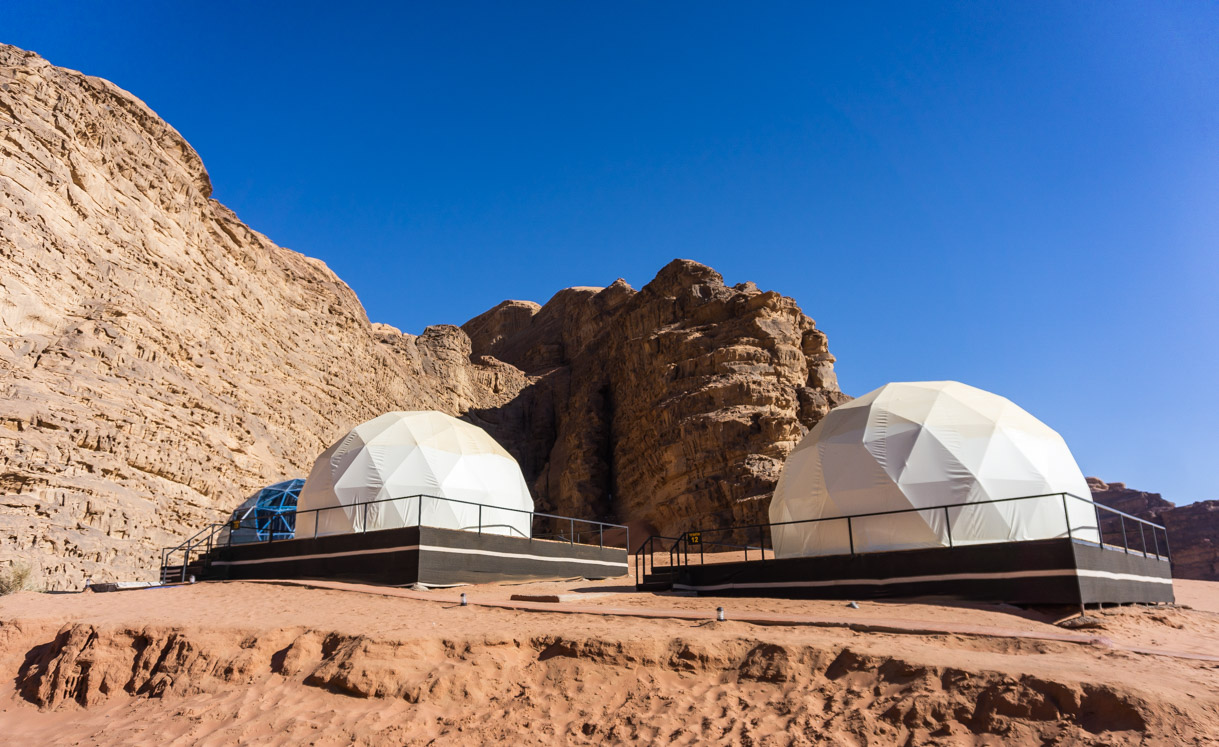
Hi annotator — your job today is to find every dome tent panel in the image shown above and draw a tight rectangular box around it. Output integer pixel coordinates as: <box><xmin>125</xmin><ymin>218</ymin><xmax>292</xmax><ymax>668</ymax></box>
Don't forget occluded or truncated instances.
<box><xmin>220</xmin><ymin>478</ymin><xmax>306</xmax><ymax>544</ymax></box>
<box><xmin>770</xmin><ymin>381</ymin><xmax>1099</xmax><ymax>558</ymax></box>
<box><xmin>296</xmin><ymin>411</ymin><xmax>534</xmax><ymax>539</ymax></box>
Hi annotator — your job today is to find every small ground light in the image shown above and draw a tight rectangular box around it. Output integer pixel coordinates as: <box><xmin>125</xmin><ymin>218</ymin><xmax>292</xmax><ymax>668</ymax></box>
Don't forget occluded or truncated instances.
<box><xmin>460</xmin><ymin>592</ymin><xmax>468</xmax><ymax>606</ymax></box>
<box><xmin>717</xmin><ymin>606</ymin><xmax>725</xmax><ymax>622</ymax></box>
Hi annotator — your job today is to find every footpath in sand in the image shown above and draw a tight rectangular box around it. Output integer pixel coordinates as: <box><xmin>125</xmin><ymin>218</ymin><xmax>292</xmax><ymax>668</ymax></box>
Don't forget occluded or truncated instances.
<box><xmin>1</xmin><ymin>574</ymin><xmax>1217</xmax><ymax>745</ymax></box>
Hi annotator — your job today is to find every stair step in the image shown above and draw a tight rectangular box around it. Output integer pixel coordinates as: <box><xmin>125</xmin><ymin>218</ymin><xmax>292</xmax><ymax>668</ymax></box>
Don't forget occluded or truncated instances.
<box><xmin>636</xmin><ymin>580</ymin><xmax>675</xmax><ymax>592</ymax></box>
<box><xmin>160</xmin><ymin>563</ymin><xmax>208</xmax><ymax>583</ymax></box>
<box><xmin>637</xmin><ymin>568</ymin><xmax>678</xmax><ymax>591</ymax></box>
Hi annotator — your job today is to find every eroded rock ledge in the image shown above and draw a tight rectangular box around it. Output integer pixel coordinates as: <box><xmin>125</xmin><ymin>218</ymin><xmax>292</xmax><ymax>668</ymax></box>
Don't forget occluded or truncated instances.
<box><xmin>2</xmin><ymin>620</ymin><xmax>1159</xmax><ymax>743</ymax></box>
<box><xmin>463</xmin><ymin>260</ymin><xmax>849</xmax><ymax>535</ymax></box>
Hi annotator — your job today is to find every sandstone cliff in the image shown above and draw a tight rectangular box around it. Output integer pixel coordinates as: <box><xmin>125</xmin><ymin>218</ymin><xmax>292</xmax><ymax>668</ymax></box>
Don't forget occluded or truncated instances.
<box><xmin>463</xmin><ymin>262</ymin><xmax>849</xmax><ymax>535</ymax></box>
<box><xmin>1088</xmin><ymin>478</ymin><xmax>1219</xmax><ymax>582</ymax></box>
<box><xmin>0</xmin><ymin>45</ymin><xmax>528</xmax><ymax>588</ymax></box>
<box><xmin>0</xmin><ymin>45</ymin><xmax>845</xmax><ymax>588</ymax></box>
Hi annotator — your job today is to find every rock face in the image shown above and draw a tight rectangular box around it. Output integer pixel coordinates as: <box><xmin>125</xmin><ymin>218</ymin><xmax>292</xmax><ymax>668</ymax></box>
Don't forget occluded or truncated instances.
<box><xmin>1088</xmin><ymin>478</ymin><xmax>1219</xmax><ymax>581</ymax></box>
<box><xmin>463</xmin><ymin>262</ymin><xmax>850</xmax><ymax>536</ymax></box>
<box><xmin>0</xmin><ymin>45</ymin><xmax>528</xmax><ymax>589</ymax></box>
<box><xmin>0</xmin><ymin>45</ymin><xmax>846</xmax><ymax>588</ymax></box>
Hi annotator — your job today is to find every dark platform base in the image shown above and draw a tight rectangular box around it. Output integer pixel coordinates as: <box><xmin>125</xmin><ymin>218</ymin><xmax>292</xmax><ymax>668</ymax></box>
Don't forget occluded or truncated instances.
<box><xmin>191</xmin><ymin>525</ymin><xmax>628</xmax><ymax>587</ymax></box>
<box><xmin>670</xmin><ymin>538</ymin><xmax>1173</xmax><ymax>606</ymax></box>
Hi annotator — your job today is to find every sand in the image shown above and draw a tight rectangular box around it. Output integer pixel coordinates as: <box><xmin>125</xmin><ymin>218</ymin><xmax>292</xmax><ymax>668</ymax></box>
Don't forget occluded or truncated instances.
<box><xmin>1</xmin><ymin>574</ymin><xmax>1217</xmax><ymax>745</ymax></box>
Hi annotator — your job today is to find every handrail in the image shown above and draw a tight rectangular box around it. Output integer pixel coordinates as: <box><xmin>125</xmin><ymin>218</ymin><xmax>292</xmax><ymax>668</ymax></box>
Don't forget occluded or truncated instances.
<box><xmin>286</xmin><ymin>492</ymin><xmax>629</xmax><ymax>534</ymax></box>
<box><xmin>159</xmin><ymin>521</ymin><xmax>228</xmax><ymax>583</ymax></box>
<box><xmin>160</xmin><ymin>493</ymin><xmax>630</xmax><ymax>579</ymax></box>
<box><xmin>632</xmin><ymin>535</ymin><xmax>681</xmax><ymax>581</ymax></box>
<box><xmin>165</xmin><ymin>521</ymin><xmax>226</xmax><ymax>555</ymax></box>
<box><xmin>755</xmin><ymin>491</ymin><xmax>1164</xmax><ymax>531</ymax></box>
<box><xmin>669</xmin><ymin>491</ymin><xmax>1170</xmax><ymax>569</ymax></box>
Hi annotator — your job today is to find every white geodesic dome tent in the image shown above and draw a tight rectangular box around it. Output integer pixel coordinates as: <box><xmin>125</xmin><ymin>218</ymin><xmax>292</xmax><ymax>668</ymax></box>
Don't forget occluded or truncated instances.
<box><xmin>295</xmin><ymin>411</ymin><xmax>534</xmax><ymax>538</ymax></box>
<box><xmin>769</xmin><ymin>381</ymin><xmax>1099</xmax><ymax>558</ymax></box>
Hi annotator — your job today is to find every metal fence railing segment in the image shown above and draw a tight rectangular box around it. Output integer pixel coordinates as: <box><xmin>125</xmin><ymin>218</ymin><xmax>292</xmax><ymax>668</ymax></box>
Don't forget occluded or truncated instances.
<box><xmin>160</xmin><ymin>494</ymin><xmax>630</xmax><ymax>582</ymax></box>
<box><xmin>633</xmin><ymin>491</ymin><xmax>1172</xmax><ymax>578</ymax></box>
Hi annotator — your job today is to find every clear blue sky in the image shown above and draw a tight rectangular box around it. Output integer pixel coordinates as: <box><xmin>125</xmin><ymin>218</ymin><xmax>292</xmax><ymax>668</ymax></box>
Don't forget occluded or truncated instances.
<box><xmin>8</xmin><ymin>3</ymin><xmax>1217</xmax><ymax>504</ymax></box>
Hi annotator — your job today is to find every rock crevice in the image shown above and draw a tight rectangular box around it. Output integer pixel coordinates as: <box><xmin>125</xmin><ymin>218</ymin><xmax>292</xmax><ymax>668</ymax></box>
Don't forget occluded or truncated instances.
<box><xmin>465</xmin><ymin>259</ymin><xmax>848</xmax><ymax>535</ymax></box>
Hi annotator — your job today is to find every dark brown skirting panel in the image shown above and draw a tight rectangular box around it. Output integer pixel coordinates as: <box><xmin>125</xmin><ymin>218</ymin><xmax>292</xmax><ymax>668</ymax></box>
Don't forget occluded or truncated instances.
<box><xmin>670</xmin><ymin>538</ymin><xmax>1174</xmax><ymax>605</ymax></box>
<box><xmin>1072</xmin><ymin>542</ymin><xmax>1173</xmax><ymax>605</ymax></box>
<box><xmin>200</xmin><ymin>525</ymin><xmax>628</xmax><ymax>586</ymax></box>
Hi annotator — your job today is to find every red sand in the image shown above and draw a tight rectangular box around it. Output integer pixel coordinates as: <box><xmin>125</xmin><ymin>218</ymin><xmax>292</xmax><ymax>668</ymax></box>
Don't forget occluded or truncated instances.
<box><xmin>1</xmin><ymin>575</ymin><xmax>1216</xmax><ymax>745</ymax></box>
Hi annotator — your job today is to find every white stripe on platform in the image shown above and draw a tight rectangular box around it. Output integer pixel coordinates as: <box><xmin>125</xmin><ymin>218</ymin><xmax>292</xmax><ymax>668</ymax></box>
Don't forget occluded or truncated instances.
<box><xmin>210</xmin><ymin>544</ymin><xmax>421</xmax><ymax>566</ymax></box>
<box><xmin>420</xmin><ymin>544</ymin><xmax>625</xmax><ymax>568</ymax></box>
<box><xmin>672</xmin><ymin>567</ymin><xmax>1172</xmax><ymax>593</ymax></box>
<box><xmin>210</xmin><ymin>543</ymin><xmax>625</xmax><ymax>569</ymax></box>
<box><xmin>1076</xmin><ymin>568</ymin><xmax>1174</xmax><ymax>584</ymax></box>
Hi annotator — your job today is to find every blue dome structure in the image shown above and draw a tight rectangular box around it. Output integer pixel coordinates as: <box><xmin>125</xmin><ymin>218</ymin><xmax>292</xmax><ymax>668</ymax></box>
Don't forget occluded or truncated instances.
<box><xmin>227</xmin><ymin>479</ymin><xmax>304</xmax><ymax>542</ymax></box>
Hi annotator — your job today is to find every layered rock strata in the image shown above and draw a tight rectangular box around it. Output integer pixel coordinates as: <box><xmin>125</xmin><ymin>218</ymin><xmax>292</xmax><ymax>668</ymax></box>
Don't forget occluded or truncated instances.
<box><xmin>0</xmin><ymin>45</ymin><xmax>527</xmax><ymax>588</ymax></box>
<box><xmin>0</xmin><ymin>45</ymin><xmax>846</xmax><ymax>588</ymax></box>
<box><xmin>463</xmin><ymin>262</ymin><xmax>849</xmax><ymax>536</ymax></box>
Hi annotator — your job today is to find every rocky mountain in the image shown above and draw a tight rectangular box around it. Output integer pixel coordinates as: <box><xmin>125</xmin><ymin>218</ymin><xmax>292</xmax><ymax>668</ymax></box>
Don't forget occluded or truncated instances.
<box><xmin>463</xmin><ymin>263</ymin><xmax>849</xmax><ymax>535</ymax></box>
<box><xmin>1088</xmin><ymin>478</ymin><xmax>1219</xmax><ymax>582</ymax></box>
<box><xmin>0</xmin><ymin>45</ymin><xmax>845</xmax><ymax>589</ymax></box>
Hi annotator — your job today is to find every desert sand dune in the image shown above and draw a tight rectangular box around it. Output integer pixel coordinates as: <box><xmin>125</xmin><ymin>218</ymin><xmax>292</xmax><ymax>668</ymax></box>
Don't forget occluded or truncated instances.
<box><xmin>1</xmin><ymin>576</ymin><xmax>1217</xmax><ymax>745</ymax></box>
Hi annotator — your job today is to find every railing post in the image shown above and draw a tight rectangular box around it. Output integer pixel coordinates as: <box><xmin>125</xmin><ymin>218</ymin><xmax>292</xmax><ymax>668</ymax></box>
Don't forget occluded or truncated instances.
<box><xmin>944</xmin><ymin>506</ymin><xmax>953</xmax><ymax>548</ymax></box>
<box><xmin>1062</xmin><ymin>494</ymin><xmax>1072</xmax><ymax>541</ymax></box>
<box><xmin>569</xmin><ymin>517</ymin><xmax>575</xmax><ymax>544</ymax></box>
<box><xmin>1094</xmin><ymin>504</ymin><xmax>1104</xmax><ymax>548</ymax></box>
<box><xmin>1161</xmin><ymin>527</ymin><xmax>1171</xmax><ymax>561</ymax></box>
<box><xmin>1138</xmin><ymin>521</ymin><xmax>1147</xmax><ymax>558</ymax></box>
<box><xmin>599</xmin><ymin>523</ymin><xmax>603</xmax><ymax>548</ymax></box>
<box><xmin>1120</xmin><ymin>515</ymin><xmax>1129</xmax><ymax>554</ymax></box>
<box><xmin>478</xmin><ymin>505</ymin><xmax>483</xmax><ymax>535</ymax></box>
<box><xmin>847</xmin><ymin>516</ymin><xmax>855</xmax><ymax>556</ymax></box>
<box><xmin>182</xmin><ymin>548</ymin><xmax>189</xmax><ymax>582</ymax></box>
<box><xmin>362</xmin><ymin>501</ymin><xmax>368</xmax><ymax>533</ymax></box>
<box><xmin>1152</xmin><ymin>524</ymin><xmax>1160</xmax><ymax>559</ymax></box>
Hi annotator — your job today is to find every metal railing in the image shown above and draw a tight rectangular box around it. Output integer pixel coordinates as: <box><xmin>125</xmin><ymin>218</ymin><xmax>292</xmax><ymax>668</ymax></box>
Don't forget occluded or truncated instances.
<box><xmin>633</xmin><ymin>535</ymin><xmax>683</xmax><ymax>581</ymax></box>
<box><xmin>289</xmin><ymin>494</ymin><xmax>627</xmax><ymax>549</ymax></box>
<box><xmin>159</xmin><ymin>521</ymin><xmax>228</xmax><ymax>584</ymax></box>
<box><xmin>635</xmin><ymin>492</ymin><xmax>1170</xmax><ymax>577</ymax></box>
<box><xmin>160</xmin><ymin>494</ymin><xmax>629</xmax><ymax>583</ymax></box>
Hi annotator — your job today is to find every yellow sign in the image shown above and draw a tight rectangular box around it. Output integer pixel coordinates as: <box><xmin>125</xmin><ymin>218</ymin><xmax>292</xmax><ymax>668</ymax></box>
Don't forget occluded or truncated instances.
<box><xmin>688</xmin><ymin>532</ymin><xmax>702</xmax><ymax>545</ymax></box>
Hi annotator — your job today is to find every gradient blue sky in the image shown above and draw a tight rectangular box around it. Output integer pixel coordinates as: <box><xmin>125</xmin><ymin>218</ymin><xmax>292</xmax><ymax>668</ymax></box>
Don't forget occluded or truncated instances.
<box><xmin>8</xmin><ymin>3</ymin><xmax>1218</xmax><ymax>503</ymax></box>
